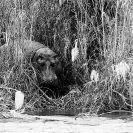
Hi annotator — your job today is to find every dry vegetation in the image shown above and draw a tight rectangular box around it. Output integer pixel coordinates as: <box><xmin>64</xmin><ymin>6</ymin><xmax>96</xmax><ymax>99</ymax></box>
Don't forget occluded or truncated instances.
<box><xmin>0</xmin><ymin>0</ymin><xmax>133</xmax><ymax>115</ymax></box>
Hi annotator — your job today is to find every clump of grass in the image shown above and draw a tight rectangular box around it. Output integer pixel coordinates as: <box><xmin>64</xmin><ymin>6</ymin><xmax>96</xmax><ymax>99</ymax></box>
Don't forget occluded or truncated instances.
<box><xmin>55</xmin><ymin>0</ymin><xmax>133</xmax><ymax>114</ymax></box>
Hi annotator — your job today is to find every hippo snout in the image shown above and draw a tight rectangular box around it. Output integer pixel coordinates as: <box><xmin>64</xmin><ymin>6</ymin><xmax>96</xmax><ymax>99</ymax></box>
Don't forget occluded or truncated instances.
<box><xmin>40</xmin><ymin>78</ymin><xmax>58</xmax><ymax>88</ymax></box>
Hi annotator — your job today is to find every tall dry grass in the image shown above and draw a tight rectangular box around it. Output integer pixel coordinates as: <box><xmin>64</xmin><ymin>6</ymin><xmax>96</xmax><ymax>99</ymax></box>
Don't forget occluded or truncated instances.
<box><xmin>0</xmin><ymin>0</ymin><xmax>133</xmax><ymax>115</ymax></box>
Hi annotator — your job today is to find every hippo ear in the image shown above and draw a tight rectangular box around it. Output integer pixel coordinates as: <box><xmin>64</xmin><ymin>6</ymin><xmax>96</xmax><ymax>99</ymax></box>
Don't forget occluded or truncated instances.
<box><xmin>55</xmin><ymin>56</ymin><xmax>61</xmax><ymax>65</ymax></box>
<box><xmin>50</xmin><ymin>52</ymin><xmax>57</xmax><ymax>58</ymax></box>
<box><xmin>35</xmin><ymin>48</ymin><xmax>57</xmax><ymax>57</ymax></box>
<box><xmin>30</xmin><ymin>52</ymin><xmax>38</xmax><ymax>63</ymax></box>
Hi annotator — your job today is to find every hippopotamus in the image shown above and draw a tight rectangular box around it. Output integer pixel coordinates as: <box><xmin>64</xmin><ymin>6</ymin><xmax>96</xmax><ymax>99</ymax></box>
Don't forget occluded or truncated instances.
<box><xmin>0</xmin><ymin>40</ymin><xmax>62</xmax><ymax>95</ymax></box>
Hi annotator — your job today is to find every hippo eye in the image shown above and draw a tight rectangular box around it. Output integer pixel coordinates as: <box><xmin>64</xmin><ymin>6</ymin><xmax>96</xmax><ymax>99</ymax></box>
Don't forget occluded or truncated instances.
<box><xmin>51</xmin><ymin>63</ymin><xmax>56</xmax><ymax>68</ymax></box>
<box><xmin>40</xmin><ymin>63</ymin><xmax>45</xmax><ymax>67</ymax></box>
<box><xmin>37</xmin><ymin>56</ymin><xmax>44</xmax><ymax>63</ymax></box>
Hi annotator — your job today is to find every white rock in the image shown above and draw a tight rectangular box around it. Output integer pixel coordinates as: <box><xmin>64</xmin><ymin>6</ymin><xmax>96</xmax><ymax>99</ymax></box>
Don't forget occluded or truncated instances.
<box><xmin>90</xmin><ymin>70</ymin><xmax>99</xmax><ymax>82</ymax></box>
<box><xmin>15</xmin><ymin>91</ymin><xmax>24</xmax><ymax>110</ymax></box>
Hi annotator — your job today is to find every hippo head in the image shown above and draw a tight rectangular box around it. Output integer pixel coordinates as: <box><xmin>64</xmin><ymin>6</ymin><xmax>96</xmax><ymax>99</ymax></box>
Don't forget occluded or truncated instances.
<box><xmin>31</xmin><ymin>47</ymin><xmax>62</xmax><ymax>88</ymax></box>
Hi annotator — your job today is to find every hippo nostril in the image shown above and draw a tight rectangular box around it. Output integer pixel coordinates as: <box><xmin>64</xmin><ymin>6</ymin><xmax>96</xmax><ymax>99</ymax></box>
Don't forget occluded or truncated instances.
<box><xmin>41</xmin><ymin>78</ymin><xmax>54</xmax><ymax>83</ymax></box>
<box><xmin>40</xmin><ymin>78</ymin><xmax>58</xmax><ymax>87</ymax></box>
<box><xmin>44</xmin><ymin>75</ymin><xmax>57</xmax><ymax>81</ymax></box>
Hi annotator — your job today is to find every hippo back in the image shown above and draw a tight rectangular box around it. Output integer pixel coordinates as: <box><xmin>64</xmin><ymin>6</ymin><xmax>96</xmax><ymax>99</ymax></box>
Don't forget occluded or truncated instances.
<box><xmin>22</xmin><ymin>40</ymin><xmax>46</xmax><ymax>55</ymax></box>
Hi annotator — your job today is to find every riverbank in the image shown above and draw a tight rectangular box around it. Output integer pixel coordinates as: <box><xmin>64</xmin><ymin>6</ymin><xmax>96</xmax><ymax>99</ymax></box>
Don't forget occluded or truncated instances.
<box><xmin>0</xmin><ymin>112</ymin><xmax>133</xmax><ymax>133</ymax></box>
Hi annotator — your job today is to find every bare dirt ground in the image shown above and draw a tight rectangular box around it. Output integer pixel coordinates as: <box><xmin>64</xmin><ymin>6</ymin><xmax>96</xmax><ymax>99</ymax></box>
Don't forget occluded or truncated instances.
<box><xmin>0</xmin><ymin>111</ymin><xmax>133</xmax><ymax>133</ymax></box>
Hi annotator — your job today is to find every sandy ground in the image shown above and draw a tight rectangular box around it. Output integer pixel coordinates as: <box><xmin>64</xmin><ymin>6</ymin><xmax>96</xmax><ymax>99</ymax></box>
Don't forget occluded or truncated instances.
<box><xmin>0</xmin><ymin>111</ymin><xmax>133</xmax><ymax>133</ymax></box>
